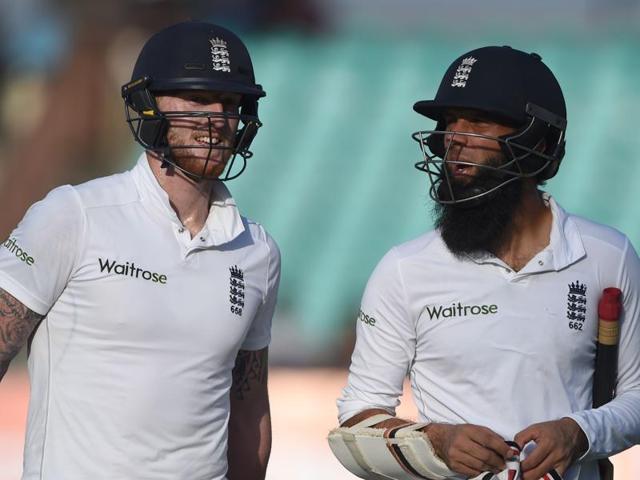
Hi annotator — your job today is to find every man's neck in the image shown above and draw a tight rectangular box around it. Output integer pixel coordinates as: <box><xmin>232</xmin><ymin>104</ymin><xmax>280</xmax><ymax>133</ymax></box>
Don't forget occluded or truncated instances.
<box><xmin>493</xmin><ymin>187</ymin><xmax>552</xmax><ymax>272</ymax></box>
<box><xmin>146</xmin><ymin>153</ymin><xmax>213</xmax><ymax>238</ymax></box>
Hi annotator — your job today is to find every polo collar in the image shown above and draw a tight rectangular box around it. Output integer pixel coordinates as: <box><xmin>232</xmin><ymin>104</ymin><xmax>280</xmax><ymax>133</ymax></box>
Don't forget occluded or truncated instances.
<box><xmin>545</xmin><ymin>193</ymin><xmax>585</xmax><ymax>271</ymax></box>
<box><xmin>464</xmin><ymin>192</ymin><xmax>585</xmax><ymax>272</ymax></box>
<box><xmin>130</xmin><ymin>153</ymin><xmax>245</xmax><ymax>247</ymax></box>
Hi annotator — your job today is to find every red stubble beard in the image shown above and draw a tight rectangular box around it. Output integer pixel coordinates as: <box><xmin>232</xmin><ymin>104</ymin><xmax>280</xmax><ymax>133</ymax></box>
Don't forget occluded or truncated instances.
<box><xmin>165</xmin><ymin>118</ymin><xmax>237</xmax><ymax>179</ymax></box>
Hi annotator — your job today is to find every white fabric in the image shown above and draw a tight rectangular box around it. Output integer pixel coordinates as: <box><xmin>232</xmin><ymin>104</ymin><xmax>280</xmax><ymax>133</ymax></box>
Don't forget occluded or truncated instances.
<box><xmin>0</xmin><ymin>154</ymin><xmax>281</xmax><ymax>480</ymax></box>
<box><xmin>338</xmin><ymin>194</ymin><xmax>640</xmax><ymax>480</ymax></box>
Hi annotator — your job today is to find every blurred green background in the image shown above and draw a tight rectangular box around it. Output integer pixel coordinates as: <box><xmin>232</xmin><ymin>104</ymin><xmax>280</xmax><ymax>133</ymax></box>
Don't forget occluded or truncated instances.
<box><xmin>1</xmin><ymin>0</ymin><xmax>639</xmax><ymax>365</ymax></box>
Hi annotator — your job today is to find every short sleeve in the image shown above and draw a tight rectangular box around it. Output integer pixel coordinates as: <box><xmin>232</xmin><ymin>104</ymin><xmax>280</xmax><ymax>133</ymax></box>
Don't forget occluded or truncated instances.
<box><xmin>337</xmin><ymin>248</ymin><xmax>416</xmax><ymax>424</ymax></box>
<box><xmin>240</xmin><ymin>232</ymin><xmax>281</xmax><ymax>351</ymax></box>
<box><xmin>0</xmin><ymin>186</ymin><xmax>84</xmax><ymax>315</ymax></box>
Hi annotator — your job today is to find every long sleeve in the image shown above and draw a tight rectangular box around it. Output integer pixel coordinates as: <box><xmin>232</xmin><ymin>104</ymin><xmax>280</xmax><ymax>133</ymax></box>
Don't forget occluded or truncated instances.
<box><xmin>337</xmin><ymin>248</ymin><xmax>416</xmax><ymax>425</ymax></box>
<box><xmin>568</xmin><ymin>238</ymin><xmax>640</xmax><ymax>460</ymax></box>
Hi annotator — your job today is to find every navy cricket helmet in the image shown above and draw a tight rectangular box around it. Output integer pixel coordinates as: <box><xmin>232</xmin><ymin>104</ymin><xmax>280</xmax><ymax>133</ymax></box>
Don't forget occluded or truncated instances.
<box><xmin>121</xmin><ymin>21</ymin><xmax>266</xmax><ymax>181</ymax></box>
<box><xmin>412</xmin><ymin>46</ymin><xmax>567</xmax><ymax>205</ymax></box>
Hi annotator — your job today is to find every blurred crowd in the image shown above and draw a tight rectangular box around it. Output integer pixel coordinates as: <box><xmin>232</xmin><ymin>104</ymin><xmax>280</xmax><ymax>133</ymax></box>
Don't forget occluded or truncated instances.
<box><xmin>0</xmin><ymin>0</ymin><xmax>325</xmax><ymax>238</ymax></box>
<box><xmin>1</xmin><ymin>0</ymin><xmax>639</xmax><ymax>365</ymax></box>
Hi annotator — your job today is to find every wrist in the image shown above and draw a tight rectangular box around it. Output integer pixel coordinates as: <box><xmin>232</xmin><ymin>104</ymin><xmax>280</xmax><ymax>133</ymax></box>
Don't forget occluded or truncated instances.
<box><xmin>561</xmin><ymin>417</ymin><xmax>588</xmax><ymax>458</ymax></box>
<box><xmin>421</xmin><ymin>423</ymin><xmax>448</xmax><ymax>459</ymax></box>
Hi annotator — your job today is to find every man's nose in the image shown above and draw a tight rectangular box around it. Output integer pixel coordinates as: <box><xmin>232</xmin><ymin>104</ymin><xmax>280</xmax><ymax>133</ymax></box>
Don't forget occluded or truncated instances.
<box><xmin>444</xmin><ymin>120</ymin><xmax>471</xmax><ymax>150</ymax></box>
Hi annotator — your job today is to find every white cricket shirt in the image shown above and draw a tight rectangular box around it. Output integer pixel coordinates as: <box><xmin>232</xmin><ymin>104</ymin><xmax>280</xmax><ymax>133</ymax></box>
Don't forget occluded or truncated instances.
<box><xmin>338</xmin><ymin>194</ymin><xmax>640</xmax><ymax>480</ymax></box>
<box><xmin>0</xmin><ymin>154</ymin><xmax>280</xmax><ymax>480</ymax></box>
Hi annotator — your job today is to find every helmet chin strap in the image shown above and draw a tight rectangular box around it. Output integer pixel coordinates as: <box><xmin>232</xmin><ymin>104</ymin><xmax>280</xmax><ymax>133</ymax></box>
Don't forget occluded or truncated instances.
<box><xmin>160</xmin><ymin>155</ymin><xmax>172</xmax><ymax>170</ymax></box>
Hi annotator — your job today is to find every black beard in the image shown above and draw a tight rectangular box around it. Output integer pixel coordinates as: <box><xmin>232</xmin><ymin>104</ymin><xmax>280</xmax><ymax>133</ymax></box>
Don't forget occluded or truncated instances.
<box><xmin>433</xmin><ymin>166</ymin><xmax>525</xmax><ymax>258</ymax></box>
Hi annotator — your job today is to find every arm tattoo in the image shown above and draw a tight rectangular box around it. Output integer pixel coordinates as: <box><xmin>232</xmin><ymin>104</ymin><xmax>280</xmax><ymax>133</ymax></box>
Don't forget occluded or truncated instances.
<box><xmin>231</xmin><ymin>348</ymin><xmax>268</xmax><ymax>400</ymax></box>
<box><xmin>0</xmin><ymin>288</ymin><xmax>43</xmax><ymax>378</ymax></box>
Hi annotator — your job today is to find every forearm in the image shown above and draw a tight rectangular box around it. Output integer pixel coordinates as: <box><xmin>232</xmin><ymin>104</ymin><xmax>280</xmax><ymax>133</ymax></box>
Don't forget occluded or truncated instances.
<box><xmin>341</xmin><ymin>408</ymin><xmax>414</xmax><ymax>428</ymax></box>
<box><xmin>0</xmin><ymin>288</ymin><xmax>43</xmax><ymax>382</ymax></box>
<box><xmin>333</xmin><ymin>411</ymin><xmax>510</xmax><ymax>479</ymax></box>
<box><xmin>227</xmin><ymin>347</ymin><xmax>270</xmax><ymax>480</ymax></box>
<box><xmin>227</xmin><ymin>404</ymin><xmax>271</xmax><ymax>480</ymax></box>
<box><xmin>0</xmin><ymin>337</ymin><xmax>23</xmax><ymax>376</ymax></box>
<box><xmin>343</xmin><ymin>412</ymin><xmax>454</xmax><ymax>440</ymax></box>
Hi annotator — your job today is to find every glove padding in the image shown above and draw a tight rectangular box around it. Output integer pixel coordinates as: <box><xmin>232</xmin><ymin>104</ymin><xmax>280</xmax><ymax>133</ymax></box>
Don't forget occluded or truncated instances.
<box><xmin>328</xmin><ymin>416</ymin><xmax>563</xmax><ymax>480</ymax></box>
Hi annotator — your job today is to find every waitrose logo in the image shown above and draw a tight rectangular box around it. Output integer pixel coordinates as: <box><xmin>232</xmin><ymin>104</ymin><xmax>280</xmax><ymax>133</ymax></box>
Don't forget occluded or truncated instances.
<box><xmin>424</xmin><ymin>302</ymin><xmax>498</xmax><ymax>320</ymax></box>
<box><xmin>3</xmin><ymin>238</ymin><xmax>35</xmax><ymax>266</ymax></box>
<box><xmin>98</xmin><ymin>258</ymin><xmax>167</xmax><ymax>284</ymax></box>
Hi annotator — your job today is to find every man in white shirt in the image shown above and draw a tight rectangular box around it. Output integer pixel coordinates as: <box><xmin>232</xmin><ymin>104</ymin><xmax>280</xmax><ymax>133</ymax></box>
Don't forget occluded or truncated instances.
<box><xmin>0</xmin><ymin>21</ymin><xmax>280</xmax><ymax>480</ymax></box>
<box><xmin>335</xmin><ymin>46</ymin><xmax>640</xmax><ymax>480</ymax></box>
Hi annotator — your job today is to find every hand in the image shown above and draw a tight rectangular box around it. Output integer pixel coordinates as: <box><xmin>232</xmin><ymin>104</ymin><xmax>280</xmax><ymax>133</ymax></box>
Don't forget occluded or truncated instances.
<box><xmin>514</xmin><ymin>417</ymin><xmax>588</xmax><ymax>480</ymax></box>
<box><xmin>423</xmin><ymin>423</ymin><xmax>511</xmax><ymax>477</ymax></box>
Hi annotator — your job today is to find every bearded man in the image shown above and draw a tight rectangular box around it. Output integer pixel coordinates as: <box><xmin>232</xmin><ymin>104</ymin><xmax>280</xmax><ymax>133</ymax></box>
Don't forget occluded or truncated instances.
<box><xmin>330</xmin><ymin>46</ymin><xmax>640</xmax><ymax>480</ymax></box>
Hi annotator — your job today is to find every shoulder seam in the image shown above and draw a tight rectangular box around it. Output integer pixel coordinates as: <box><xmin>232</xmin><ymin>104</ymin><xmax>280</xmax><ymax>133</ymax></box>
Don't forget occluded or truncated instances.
<box><xmin>66</xmin><ymin>186</ymin><xmax>89</xmax><ymax>280</ymax></box>
<box><xmin>75</xmin><ymin>172</ymin><xmax>142</xmax><ymax>211</ymax></box>
<box><xmin>616</xmin><ymin>237</ymin><xmax>630</xmax><ymax>287</ymax></box>
<box><xmin>389</xmin><ymin>247</ymin><xmax>414</xmax><ymax>333</ymax></box>
<box><xmin>83</xmin><ymin>199</ymin><xmax>141</xmax><ymax>210</ymax></box>
<box><xmin>569</xmin><ymin>215</ymin><xmax>625</xmax><ymax>249</ymax></box>
<box><xmin>260</xmin><ymin>224</ymin><xmax>270</xmax><ymax>304</ymax></box>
